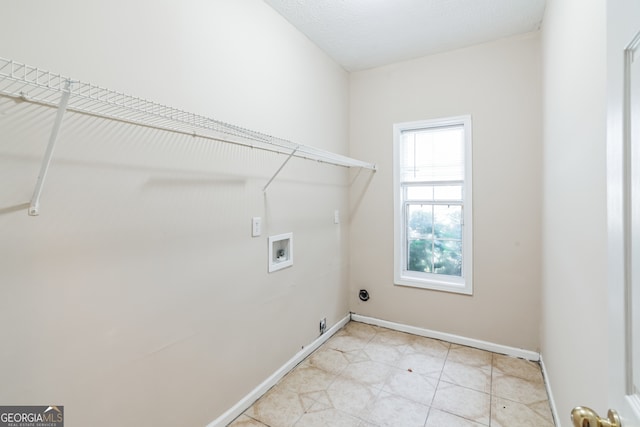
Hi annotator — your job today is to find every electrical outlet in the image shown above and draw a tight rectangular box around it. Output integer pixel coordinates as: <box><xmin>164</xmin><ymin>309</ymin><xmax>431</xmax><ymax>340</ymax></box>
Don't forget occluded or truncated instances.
<box><xmin>319</xmin><ymin>317</ymin><xmax>327</xmax><ymax>335</ymax></box>
<box><xmin>252</xmin><ymin>217</ymin><xmax>261</xmax><ymax>237</ymax></box>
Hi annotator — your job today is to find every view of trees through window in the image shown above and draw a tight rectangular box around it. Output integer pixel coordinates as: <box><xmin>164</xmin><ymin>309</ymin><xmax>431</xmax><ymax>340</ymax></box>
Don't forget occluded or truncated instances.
<box><xmin>407</xmin><ymin>203</ymin><xmax>462</xmax><ymax>276</ymax></box>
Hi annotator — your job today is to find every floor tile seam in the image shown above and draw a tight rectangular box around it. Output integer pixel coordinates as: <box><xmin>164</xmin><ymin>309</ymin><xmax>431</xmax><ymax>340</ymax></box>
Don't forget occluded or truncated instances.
<box><xmin>305</xmin><ymin>358</ymin><xmax>350</xmax><ymax>378</ymax></box>
<box><xmin>490</xmin><ymin>398</ymin><xmax>555</xmax><ymax>425</ymax></box>
<box><xmin>324</xmin><ymin>365</ymin><xmax>349</xmax><ymax>400</ymax></box>
<box><xmin>431</xmin><ymin>368</ymin><xmax>492</xmax><ymax>424</ymax></box>
<box><xmin>423</xmin><ymin>405</ymin><xmax>434</xmax><ymax>427</ymax></box>
<box><xmin>381</xmin><ymin>388</ymin><xmax>436</xmax><ymax>408</ymax></box>
<box><xmin>490</xmin><ymin>396</ymin><xmax>549</xmax><ymax>412</ymax></box>
<box><xmin>383</xmin><ymin>364</ymin><xmax>442</xmax><ymax>384</ymax></box>
<box><xmin>330</xmin><ymin>339</ymin><xmax>373</xmax><ymax>352</ymax></box>
<box><xmin>436</xmin><ymin>379</ymin><xmax>492</xmax><ymax>395</ymax></box>
<box><xmin>435</xmin><ymin>345</ymin><xmax>451</xmax><ymax>382</ymax></box>
<box><xmin>362</xmin><ymin>349</ymin><xmax>404</xmax><ymax>366</ymax></box>
<box><xmin>430</xmin><ymin>342</ymin><xmax>452</xmax><ymax>425</ymax></box>
<box><xmin>362</xmin><ymin>339</ymin><xmax>406</xmax><ymax>351</ymax></box>
<box><xmin>404</xmin><ymin>349</ymin><xmax>451</xmax><ymax>361</ymax></box>
<box><xmin>363</xmin><ymin>392</ymin><xmax>431</xmax><ymax>427</ymax></box>
<box><xmin>491</xmin><ymin>361</ymin><xmax>545</xmax><ymax>379</ymax></box>
<box><xmin>319</xmin><ymin>385</ymin><xmax>375</xmax><ymax>422</ymax></box>
<box><xmin>344</xmin><ymin>356</ymin><xmax>404</xmax><ymax>378</ymax></box>
<box><xmin>334</xmin><ymin>408</ymin><xmax>373</xmax><ymax>426</ymax></box>
<box><xmin>489</xmin><ymin>396</ymin><xmax>555</xmax><ymax>422</ymax></box>
<box><xmin>363</xmin><ymin>330</ymin><xmax>382</xmax><ymax>345</ymax></box>
<box><xmin>490</xmin><ymin>393</ymin><xmax>551</xmax><ymax>407</ymax></box>
<box><xmin>398</xmin><ymin>353</ymin><xmax>447</xmax><ymax>370</ymax></box>
<box><xmin>436</xmin><ymin>352</ymin><xmax>493</xmax><ymax>395</ymax></box>
<box><xmin>243</xmin><ymin>412</ymin><xmax>273</xmax><ymax>427</ymax></box>
<box><xmin>404</xmin><ymin>343</ymin><xmax>452</xmax><ymax>355</ymax></box>
<box><xmin>278</xmin><ymin>375</ymin><xmax>340</xmax><ymax>401</ymax></box>
<box><xmin>491</xmin><ymin>371</ymin><xmax>546</xmax><ymax>386</ymax></box>
<box><xmin>490</xmin><ymin>374</ymin><xmax>547</xmax><ymax>394</ymax></box>
<box><xmin>244</xmin><ymin>413</ymin><xmax>270</xmax><ymax>427</ymax></box>
<box><xmin>369</xmin><ymin>356</ymin><xmax>420</xmax><ymax>371</ymax></box>
<box><xmin>355</xmin><ymin>385</ymin><xmax>387</xmax><ymax>426</ymax></box>
<box><xmin>282</xmin><ymin>368</ymin><xmax>340</xmax><ymax>402</ymax></box>
<box><xmin>442</xmin><ymin>365</ymin><xmax>491</xmax><ymax>385</ymax></box>
<box><xmin>289</xmin><ymin>403</ymin><xmax>309</xmax><ymax>427</ymax></box>
<box><xmin>354</xmin><ymin>378</ymin><xmax>389</xmax><ymax>394</ymax></box>
<box><xmin>409</xmin><ymin>334</ymin><xmax>452</xmax><ymax>345</ymax></box>
<box><xmin>330</xmin><ymin>370</ymin><xmax>388</xmax><ymax>400</ymax></box>
<box><xmin>446</xmin><ymin>357</ymin><xmax>493</xmax><ymax>369</ymax></box>
<box><xmin>332</xmin><ymin>333</ymin><xmax>372</xmax><ymax>347</ymax></box>
<box><xmin>432</xmin><ymin>407</ymin><xmax>491</xmax><ymax>427</ymax></box>
<box><xmin>305</xmin><ymin>398</ymin><xmax>338</xmax><ymax>414</ymax></box>
<box><xmin>490</xmin><ymin>370</ymin><xmax>548</xmax><ymax>385</ymax></box>
<box><xmin>513</xmin><ymin>403</ymin><xmax>555</xmax><ymax>422</ymax></box>
<box><xmin>299</xmin><ymin>388</ymin><xmax>332</xmax><ymax>402</ymax></box>
<box><xmin>436</xmin><ymin>377</ymin><xmax>493</xmax><ymax>397</ymax></box>
<box><xmin>379</xmin><ymin>358</ymin><xmax>408</xmax><ymax>388</ymax></box>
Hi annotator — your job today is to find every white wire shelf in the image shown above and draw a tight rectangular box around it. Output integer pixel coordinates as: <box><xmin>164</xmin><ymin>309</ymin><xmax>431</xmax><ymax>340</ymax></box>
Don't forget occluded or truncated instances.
<box><xmin>0</xmin><ymin>57</ymin><xmax>376</xmax><ymax>214</ymax></box>
<box><xmin>0</xmin><ymin>57</ymin><xmax>376</xmax><ymax>169</ymax></box>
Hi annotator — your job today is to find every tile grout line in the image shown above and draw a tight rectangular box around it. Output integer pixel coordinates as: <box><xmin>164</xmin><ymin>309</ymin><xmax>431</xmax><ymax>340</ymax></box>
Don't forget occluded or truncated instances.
<box><xmin>304</xmin><ymin>324</ymin><xmax>388</xmax><ymax>426</ymax></box>
<box><xmin>424</xmin><ymin>341</ymin><xmax>452</xmax><ymax>426</ymax></box>
<box><xmin>296</xmin><ymin>332</ymin><xmax>356</xmax><ymax>426</ymax></box>
<box><xmin>355</xmin><ymin>327</ymin><xmax>385</xmax><ymax>426</ymax></box>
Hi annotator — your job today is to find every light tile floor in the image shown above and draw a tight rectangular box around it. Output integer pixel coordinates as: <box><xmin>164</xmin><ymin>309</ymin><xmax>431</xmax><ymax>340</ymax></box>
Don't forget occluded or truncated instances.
<box><xmin>228</xmin><ymin>321</ymin><xmax>555</xmax><ymax>427</ymax></box>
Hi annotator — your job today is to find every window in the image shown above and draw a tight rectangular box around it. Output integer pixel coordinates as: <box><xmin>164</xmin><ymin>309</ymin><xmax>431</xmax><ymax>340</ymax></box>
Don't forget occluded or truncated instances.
<box><xmin>393</xmin><ymin>116</ymin><xmax>473</xmax><ymax>294</ymax></box>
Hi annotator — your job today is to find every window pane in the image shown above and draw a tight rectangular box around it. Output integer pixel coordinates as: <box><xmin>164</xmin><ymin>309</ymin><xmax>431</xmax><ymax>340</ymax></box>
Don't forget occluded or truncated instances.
<box><xmin>434</xmin><ymin>205</ymin><xmax>462</xmax><ymax>239</ymax></box>
<box><xmin>407</xmin><ymin>204</ymin><xmax>463</xmax><ymax>276</ymax></box>
<box><xmin>406</xmin><ymin>186</ymin><xmax>434</xmax><ymax>201</ymax></box>
<box><xmin>407</xmin><ymin>205</ymin><xmax>433</xmax><ymax>273</ymax></box>
<box><xmin>408</xmin><ymin>204</ymin><xmax>433</xmax><ymax>236</ymax></box>
<box><xmin>401</xmin><ymin>125</ymin><xmax>464</xmax><ymax>182</ymax></box>
<box><xmin>408</xmin><ymin>238</ymin><xmax>433</xmax><ymax>273</ymax></box>
<box><xmin>433</xmin><ymin>240</ymin><xmax>462</xmax><ymax>276</ymax></box>
<box><xmin>434</xmin><ymin>185</ymin><xmax>462</xmax><ymax>201</ymax></box>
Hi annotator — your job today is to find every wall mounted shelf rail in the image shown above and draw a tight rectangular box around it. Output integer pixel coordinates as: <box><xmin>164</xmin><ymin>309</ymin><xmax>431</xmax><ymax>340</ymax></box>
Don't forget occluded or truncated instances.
<box><xmin>0</xmin><ymin>57</ymin><xmax>377</xmax><ymax>215</ymax></box>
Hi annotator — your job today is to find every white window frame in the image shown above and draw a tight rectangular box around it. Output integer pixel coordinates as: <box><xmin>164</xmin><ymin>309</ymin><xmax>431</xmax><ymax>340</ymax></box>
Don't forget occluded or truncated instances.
<box><xmin>393</xmin><ymin>116</ymin><xmax>473</xmax><ymax>295</ymax></box>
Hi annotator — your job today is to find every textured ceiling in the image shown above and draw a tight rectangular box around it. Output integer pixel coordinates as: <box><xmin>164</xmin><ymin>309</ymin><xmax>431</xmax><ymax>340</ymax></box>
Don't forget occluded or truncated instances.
<box><xmin>263</xmin><ymin>0</ymin><xmax>546</xmax><ymax>71</ymax></box>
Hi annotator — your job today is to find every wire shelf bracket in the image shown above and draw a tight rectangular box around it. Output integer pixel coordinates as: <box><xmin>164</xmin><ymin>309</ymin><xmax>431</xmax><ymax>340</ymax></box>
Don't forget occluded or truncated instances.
<box><xmin>28</xmin><ymin>79</ymin><xmax>72</xmax><ymax>216</ymax></box>
<box><xmin>263</xmin><ymin>146</ymin><xmax>299</xmax><ymax>192</ymax></box>
<box><xmin>0</xmin><ymin>57</ymin><xmax>377</xmax><ymax>215</ymax></box>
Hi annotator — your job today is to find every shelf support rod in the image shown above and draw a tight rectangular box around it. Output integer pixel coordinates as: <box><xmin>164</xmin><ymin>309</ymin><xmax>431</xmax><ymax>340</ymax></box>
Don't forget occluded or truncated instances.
<box><xmin>263</xmin><ymin>146</ymin><xmax>299</xmax><ymax>192</ymax></box>
<box><xmin>28</xmin><ymin>79</ymin><xmax>72</xmax><ymax>216</ymax></box>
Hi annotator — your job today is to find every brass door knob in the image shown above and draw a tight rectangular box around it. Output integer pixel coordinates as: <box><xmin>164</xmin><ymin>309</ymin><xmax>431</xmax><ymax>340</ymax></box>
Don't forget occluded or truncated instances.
<box><xmin>571</xmin><ymin>406</ymin><xmax>622</xmax><ymax>427</ymax></box>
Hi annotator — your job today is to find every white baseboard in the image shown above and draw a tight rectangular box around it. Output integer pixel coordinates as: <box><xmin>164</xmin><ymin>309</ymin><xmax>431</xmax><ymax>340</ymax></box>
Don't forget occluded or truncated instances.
<box><xmin>539</xmin><ymin>354</ymin><xmax>561</xmax><ymax>427</ymax></box>
<box><xmin>206</xmin><ymin>314</ymin><xmax>350</xmax><ymax>427</ymax></box>
<box><xmin>350</xmin><ymin>313</ymin><xmax>540</xmax><ymax>361</ymax></box>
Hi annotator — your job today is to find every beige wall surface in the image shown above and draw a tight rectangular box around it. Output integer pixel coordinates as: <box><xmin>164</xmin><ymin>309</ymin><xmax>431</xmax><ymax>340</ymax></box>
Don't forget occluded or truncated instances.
<box><xmin>0</xmin><ymin>1</ymin><xmax>354</xmax><ymax>426</ymax></box>
<box><xmin>540</xmin><ymin>0</ymin><xmax>608</xmax><ymax>423</ymax></box>
<box><xmin>348</xmin><ymin>33</ymin><xmax>543</xmax><ymax>351</ymax></box>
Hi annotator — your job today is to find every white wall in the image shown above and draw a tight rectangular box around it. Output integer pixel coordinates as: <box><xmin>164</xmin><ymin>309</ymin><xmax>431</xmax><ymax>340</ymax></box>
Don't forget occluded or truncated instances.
<box><xmin>540</xmin><ymin>0</ymin><xmax>608</xmax><ymax>423</ymax></box>
<box><xmin>0</xmin><ymin>1</ymin><xmax>353</xmax><ymax>426</ymax></box>
<box><xmin>349</xmin><ymin>33</ymin><xmax>542</xmax><ymax>351</ymax></box>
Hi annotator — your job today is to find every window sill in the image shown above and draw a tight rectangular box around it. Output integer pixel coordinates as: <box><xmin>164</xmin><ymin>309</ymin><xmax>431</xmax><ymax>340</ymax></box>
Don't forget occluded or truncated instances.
<box><xmin>394</xmin><ymin>274</ymin><xmax>473</xmax><ymax>295</ymax></box>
